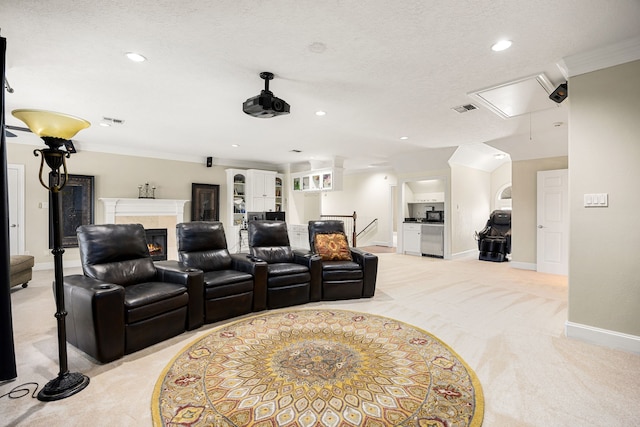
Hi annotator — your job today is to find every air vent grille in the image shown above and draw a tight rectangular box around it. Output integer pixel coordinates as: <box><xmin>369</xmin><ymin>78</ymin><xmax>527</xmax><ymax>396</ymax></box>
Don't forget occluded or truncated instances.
<box><xmin>102</xmin><ymin>117</ymin><xmax>125</xmax><ymax>125</ymax></box>
<box><xmin>452</xmin><ymin>104</ymin><xmax>478</xmax><ymax>114</ymax></box>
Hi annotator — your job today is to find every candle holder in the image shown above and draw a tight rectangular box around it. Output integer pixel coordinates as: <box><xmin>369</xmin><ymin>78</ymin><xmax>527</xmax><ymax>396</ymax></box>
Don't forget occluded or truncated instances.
<box><xmin>138</xmin><ymin>182</ymin><xmax>156</xmax><ymax>199</ymax></box>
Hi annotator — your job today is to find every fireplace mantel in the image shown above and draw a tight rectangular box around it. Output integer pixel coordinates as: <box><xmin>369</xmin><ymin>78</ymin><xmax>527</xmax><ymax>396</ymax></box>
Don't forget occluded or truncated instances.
<box><xmin>100</xmin><ymin>198</ymin><xmax>188</xmax><ymax>223</ymax></box>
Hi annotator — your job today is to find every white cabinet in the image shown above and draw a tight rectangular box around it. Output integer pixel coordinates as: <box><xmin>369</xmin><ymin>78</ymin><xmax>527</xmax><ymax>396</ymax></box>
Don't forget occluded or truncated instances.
<box><xmin>247</xmin><ymin>169</ymin><xmax>276</xmax><ymax>212</ymax></box>
<box><xmin>403</xmin><ymin>223</ymin><xmax>421</xmax><ymax>255</ymax></box>
<box><xmin>226</xmin><ymin>168</ymin><xmax>281</xmax><ymax>252</ymax></box>
<box><xmin>413</xmin><ymin>192</ymin><xmax>445</xmax><ymax>203</ymax></box>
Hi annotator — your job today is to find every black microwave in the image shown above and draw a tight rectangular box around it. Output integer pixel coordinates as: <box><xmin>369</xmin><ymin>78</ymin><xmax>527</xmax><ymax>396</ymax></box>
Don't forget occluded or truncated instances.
<box><xmin>426</xmin><ymin>211</ymin><xmax>444</xmax><ymax>223</ymax></box>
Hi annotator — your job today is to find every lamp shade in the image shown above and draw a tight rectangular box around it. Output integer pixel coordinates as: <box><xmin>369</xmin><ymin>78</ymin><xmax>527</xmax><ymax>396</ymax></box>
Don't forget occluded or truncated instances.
<box><xmin>12</xmin><ymin>109</ymin><xmax>90</xmax><ymax>140</ymax></box>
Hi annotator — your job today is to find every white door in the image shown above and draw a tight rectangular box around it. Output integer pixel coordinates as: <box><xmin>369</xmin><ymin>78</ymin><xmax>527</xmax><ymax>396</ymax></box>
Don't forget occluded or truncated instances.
<box><xmin>537</xmin><ymin>169</ymin><xmax>568</xmax><ymax>275</ymax></box>
<box><xmin>7</xmin><ymin>164</ymin><xmax>25</xmax><ymax>255</ymax></box>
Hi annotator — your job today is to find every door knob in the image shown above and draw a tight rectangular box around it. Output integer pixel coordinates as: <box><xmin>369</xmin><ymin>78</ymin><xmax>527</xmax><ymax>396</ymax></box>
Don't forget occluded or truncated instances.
<box><xmin>10</xmin><ymin>224</ymin><xmax>17</xmax><ymax>228</ymax></box>
<box><xmin>537</xmin><ymin>225</ymin><xmax>544</xmax><ymax>228</ymax></box>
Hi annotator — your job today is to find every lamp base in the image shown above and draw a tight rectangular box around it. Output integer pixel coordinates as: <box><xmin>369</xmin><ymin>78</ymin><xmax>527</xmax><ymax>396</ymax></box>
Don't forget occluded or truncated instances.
<box><xmin>37</xmin><ymin>371</ymin><xmax>90</xmax><ymax>402</ymax></box>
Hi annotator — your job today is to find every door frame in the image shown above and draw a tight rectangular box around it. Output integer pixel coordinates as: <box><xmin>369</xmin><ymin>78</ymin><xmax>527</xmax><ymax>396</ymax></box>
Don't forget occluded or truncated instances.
<box><xmin>8</xmin><ymin>163</ymin><xmax>25</xmax><ymax>255</ymax></box>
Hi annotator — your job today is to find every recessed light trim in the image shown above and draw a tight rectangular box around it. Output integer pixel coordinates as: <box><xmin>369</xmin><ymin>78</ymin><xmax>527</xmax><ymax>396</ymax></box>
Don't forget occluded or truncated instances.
<box><xmin>126</xmin><ymin>52</ymin><xmax>146</xmax><ymax>62</ymax></box>
<box><xmin>315</xmin><ymin>111</ymin><xmax>326</xmax><ymax>116</ymax></box>
<box><xmin>491</xmin><ymin>40</ymin><xmax>512</xmax><ymax>52</ymax></box>
<box><xmin>399</xmin><ymin>136</ymin><xmax>409</xmax><ymax>140</ymax></box>
<box><xmin>231</xmin><ymin>144</ymin><xmax>239</xmax><ymax>147</ymax></box>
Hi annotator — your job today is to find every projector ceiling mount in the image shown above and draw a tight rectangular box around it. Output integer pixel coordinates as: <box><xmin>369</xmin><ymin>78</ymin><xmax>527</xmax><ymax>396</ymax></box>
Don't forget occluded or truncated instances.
<box><xmin>243</xmin><ymin>71</ymin><xmax>290</xmax><ymax>118</ymax></box>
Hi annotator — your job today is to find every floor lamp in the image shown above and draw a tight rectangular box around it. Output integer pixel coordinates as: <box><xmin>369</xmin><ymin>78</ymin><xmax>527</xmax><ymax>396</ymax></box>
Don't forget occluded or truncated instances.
<box><xmin>12</xmin><ymin>109</ymin><xmax>90</xmax><ymax>401</ymax></box>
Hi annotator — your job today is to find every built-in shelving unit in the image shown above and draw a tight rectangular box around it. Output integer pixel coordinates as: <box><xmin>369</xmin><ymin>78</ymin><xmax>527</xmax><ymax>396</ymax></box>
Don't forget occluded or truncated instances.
<box><xmin>275</xmin><ymin>175</ymin><xmax>283</xmax><ymax>212</ymax></box>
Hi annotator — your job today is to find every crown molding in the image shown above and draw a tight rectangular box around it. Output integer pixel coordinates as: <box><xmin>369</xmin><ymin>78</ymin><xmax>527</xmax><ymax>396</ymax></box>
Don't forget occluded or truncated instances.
<box><xmin>557</xmin><ymin>36</ymin><xmax>640</xmax><ymax>78</ymax></box>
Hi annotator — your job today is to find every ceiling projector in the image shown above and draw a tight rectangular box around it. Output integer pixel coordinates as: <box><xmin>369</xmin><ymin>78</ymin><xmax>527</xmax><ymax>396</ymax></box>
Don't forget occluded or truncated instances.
<box><xmin>243</xmin><ymin>72</ymin><xmax>290</xmax><ymax>118</ymax></box>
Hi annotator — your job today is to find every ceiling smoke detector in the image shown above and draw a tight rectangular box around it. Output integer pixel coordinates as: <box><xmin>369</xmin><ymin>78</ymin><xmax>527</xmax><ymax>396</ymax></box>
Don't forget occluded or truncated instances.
<box><xmin>452</xmin><ymin>104</ymin><xmax>478</xmax><ymax>114</ymax></box>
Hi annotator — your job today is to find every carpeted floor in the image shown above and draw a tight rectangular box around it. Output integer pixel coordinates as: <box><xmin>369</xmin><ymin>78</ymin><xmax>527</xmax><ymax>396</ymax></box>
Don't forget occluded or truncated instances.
<box><xmin>152</xmin><ymin>309</ymin><xmax>483</xmax><ymax>426</ymax></box>
<box><xmin>3</xmin><ymin>252</ymin><xmax>640</xmax><ymax>426</ymax></box>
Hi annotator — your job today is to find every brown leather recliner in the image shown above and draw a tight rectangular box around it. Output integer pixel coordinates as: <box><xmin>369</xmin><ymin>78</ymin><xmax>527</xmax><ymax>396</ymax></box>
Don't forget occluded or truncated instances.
<box><xmin>308</xmin><ymin>220</ymin><xmax>378</xmax><ymax>300</ymax></box>
<box><xmin>175</xmin><ymin>221</ymin><xmax>267</xmax><ymax>323</ymax></box>
<box><xmin>248</xmin><ymin>220</ymin><xmax>321</xmax><ymax>309</ymax></box>
<box><xmin>63</xmin><ymin>224</ymin><xmax>204</xmax><ymax>363</ymax></box>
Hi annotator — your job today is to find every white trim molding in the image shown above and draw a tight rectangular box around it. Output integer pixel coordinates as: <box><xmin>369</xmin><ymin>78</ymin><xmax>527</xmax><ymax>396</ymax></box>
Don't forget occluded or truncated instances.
<box><xmin>100</xmin><ymin>198</ymin><xmax>188</xmax><ymax>223</ymax></box>
<box><xmin>558</xmin><ymin>35</ymin><xmax>640</xmax><ymax>78</ymax></box>
<box><xmin>565</xmin><ymin>321</ymin><xmax>640</xmax><ymax>354</ymax></box>
<box><xmin>510</xmin><ymin>262</ymin><xmax>536</xmax><ymax>271</ymax></box>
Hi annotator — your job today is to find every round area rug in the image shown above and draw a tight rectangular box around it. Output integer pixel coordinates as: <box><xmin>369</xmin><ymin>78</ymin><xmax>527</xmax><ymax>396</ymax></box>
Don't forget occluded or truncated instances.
<box><xmin>152</xmin><ymin>309</ymin><xmax>483</xmax><ymax>426</ymax></box>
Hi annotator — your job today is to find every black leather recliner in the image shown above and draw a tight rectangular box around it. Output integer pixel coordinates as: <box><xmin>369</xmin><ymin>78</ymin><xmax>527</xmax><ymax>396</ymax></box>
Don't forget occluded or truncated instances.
<box><xmin>175</xmin><ymin>221</ymin><xmax>267</xmax><ymax>323</ymax></box>
<box><xmin>63</xmin><ymin>224</ymin><xmax>204</xmax><ymax>363</ymax></box>
<box><xmin>248</xmin><ymin>220</ymin><xmax>321</xmax><ymax>309</ymax></box>
<box><xmin>308</xmin><ymin>220</ymin><xmax>378</xmax><ymax>300</ymax></box>
<box><xmin>477</xmin><ymin>210</ymin><xmax>511</xmax><ymax>262</ymax></box>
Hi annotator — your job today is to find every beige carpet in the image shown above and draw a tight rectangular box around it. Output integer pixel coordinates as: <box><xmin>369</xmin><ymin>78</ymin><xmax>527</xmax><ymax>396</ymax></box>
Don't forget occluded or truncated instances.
<box><xmin>3</xmin><ymin>252</ymin><xmax>640</xmax><ymax>426</ymax></box>
<box><xmin>152</xmin><ymin>309</ymin><xmax>483</xmax><ymax>426</ymax></box>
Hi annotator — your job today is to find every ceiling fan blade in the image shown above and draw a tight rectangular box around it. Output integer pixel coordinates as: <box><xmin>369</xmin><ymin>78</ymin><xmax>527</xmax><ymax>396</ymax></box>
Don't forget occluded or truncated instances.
<box><xmin>5</xmin><ymin>125</ymin><xmax>32</xmax><ymax>133</ymax></box>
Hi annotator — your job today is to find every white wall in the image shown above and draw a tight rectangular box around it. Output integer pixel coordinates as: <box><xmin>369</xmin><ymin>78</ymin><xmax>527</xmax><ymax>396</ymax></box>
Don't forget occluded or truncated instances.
<box><xmin>321</xmin><ymin>171</ymin><xmax>397</xmax><ymax>246</ymax></box>
<box><xmin>450</xmin><ymin>164</ymin><xmax>490</xmax><ymax>255</ymax></box>
<box><xmin>568</xmin><ymin>59</ymin><xmax>640</xmax><ymax>340</ymax></box>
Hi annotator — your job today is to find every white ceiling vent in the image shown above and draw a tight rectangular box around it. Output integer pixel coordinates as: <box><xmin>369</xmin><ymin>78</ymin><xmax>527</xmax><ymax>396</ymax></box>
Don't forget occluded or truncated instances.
<box><xmin>452</xmin><ymin>104</ymin><xmax>478</xmax><ymax>114</ymax></box>
<box><xmin>468</xmin><ymin>73</ymin><xmax>558</xmax><ymax>119</ymax></box>
<box><xmin>102</xmin><ymin>116</ymin><xmax>125</xmax><ymax>125</ymax></box>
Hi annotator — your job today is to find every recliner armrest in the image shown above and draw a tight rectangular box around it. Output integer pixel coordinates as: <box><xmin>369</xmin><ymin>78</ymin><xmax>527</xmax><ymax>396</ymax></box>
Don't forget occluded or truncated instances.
<box><xmin>230</xmin><ymin>254</ymin><xmax>268</xmax><ymax>312</ymax></box>
<box><xmin>154</xmin><ymin>260</ymin><xmax>204</xmax><ymax>330</ymax></box>
<box><xmin>350</xmin><ymin>248</ymin><xmax>378</xmax><ymax>298</ymax></box>
<box><xmin>63</xmin><ymin>274</ymin><xmax>126</xmax><ymax>363</ymax></box>
<box><xmin>293</xmin><ymin>249</ymin><xmax>323</xmax><ymax>301</ymax></box>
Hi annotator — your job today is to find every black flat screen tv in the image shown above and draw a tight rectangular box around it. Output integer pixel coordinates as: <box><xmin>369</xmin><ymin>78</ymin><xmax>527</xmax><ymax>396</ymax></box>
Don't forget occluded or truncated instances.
<box><xmin>265</xmin><ymin>211</ymin><xmax>285</xmax><ymax>221</ymax></box>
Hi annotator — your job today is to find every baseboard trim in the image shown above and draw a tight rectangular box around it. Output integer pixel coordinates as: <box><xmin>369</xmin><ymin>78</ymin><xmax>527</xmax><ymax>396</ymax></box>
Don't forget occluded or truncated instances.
<box><xmin>510</xmin><ymin>262</ymin><xmax>536</xmax><ymax>271</ymax></box>
<box><xmin>370</xmin><ymin>240</ymin><xmax>392</xmax><ymax>247</ymax></box>
<box><xmin>451</xmin><ymin>249</ymin><xmax>477</xmax><ymax>259</ymax></box>
<box><xmin>565</xmin><ymin>321</ymin><xmax>640</xmax><ymax>354</ymax></box>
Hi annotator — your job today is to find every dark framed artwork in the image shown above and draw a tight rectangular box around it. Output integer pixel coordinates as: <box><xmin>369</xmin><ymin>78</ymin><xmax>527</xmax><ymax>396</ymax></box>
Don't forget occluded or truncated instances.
<box><xmin>49</xmin><ymin>174</ymin><xmax>95</xmax><ymax>248</ymax></box>
<box><xmin>191</xmin><ymin>183</ymin><xmax>220</xmax><ymax>221</ymax></box>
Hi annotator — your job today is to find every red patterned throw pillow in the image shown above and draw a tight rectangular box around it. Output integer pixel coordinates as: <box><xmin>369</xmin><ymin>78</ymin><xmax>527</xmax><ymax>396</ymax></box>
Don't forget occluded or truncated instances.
<box><xmin>314</xmin><ymin>233</ymin><xmax>352</xmax><ymax>261</ymax></box>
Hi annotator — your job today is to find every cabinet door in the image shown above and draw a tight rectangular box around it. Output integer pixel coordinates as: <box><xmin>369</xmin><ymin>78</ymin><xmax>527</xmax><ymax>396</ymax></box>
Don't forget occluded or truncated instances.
<box><xmin>403</xmin><ymin>225</ymin><xmax>421</xmax><ymax>254</ymax></box>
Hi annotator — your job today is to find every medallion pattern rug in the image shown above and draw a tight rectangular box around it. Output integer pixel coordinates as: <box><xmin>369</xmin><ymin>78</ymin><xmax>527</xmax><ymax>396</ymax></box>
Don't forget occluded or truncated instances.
<box><xmin>152</xmin><ymin>309</ymin><xmax>484</xmax><ymax>426</ymax></box>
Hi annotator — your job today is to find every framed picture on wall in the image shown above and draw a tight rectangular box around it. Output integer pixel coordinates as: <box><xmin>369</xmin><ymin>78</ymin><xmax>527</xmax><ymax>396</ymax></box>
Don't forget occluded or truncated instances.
<box><xmin>49</xmin><ymin>174</ymin><xmax>94</xmax><ymax>248</ymax></box>
<box><xmin>191</xmin><ymin>183</ymin><xmax>220</xmax><ymax>221</ymax></box>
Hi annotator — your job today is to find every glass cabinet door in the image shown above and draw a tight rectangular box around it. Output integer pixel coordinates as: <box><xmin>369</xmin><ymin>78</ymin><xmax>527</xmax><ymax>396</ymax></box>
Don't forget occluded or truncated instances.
<box><xmin>275</xmin><ymin>176</ymin><xmax>283</xmax><ymax>212</ymax></box>
<box><xmin>233</xmin><ymin>173</ymin><xmax>246</xmax><ymax>225</ymax></box>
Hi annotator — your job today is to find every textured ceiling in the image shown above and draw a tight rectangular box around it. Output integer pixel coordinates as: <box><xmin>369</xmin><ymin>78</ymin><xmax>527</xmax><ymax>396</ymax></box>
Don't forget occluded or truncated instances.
<box><xmin>2</xmin><ymin>1</ymin><xmax>640</xmax><ymax>171</ymax></box>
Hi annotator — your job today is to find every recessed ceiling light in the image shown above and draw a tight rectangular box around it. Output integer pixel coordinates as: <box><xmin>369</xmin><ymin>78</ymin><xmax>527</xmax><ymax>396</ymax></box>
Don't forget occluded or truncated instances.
<box><xmin>315</xmin><ymin>111</ymin><xmax>326</xmax><ymax>116</ymax></box>
<box><xmin>400</xmin><ymin>136</ymin><xmax>409</xmax><ymax>140</ymax></box>
<box><xmin>491</xmin><ymin>40</ymin><xmax>512</xmax><ymax>52</ymax></box>
<box><xmin>494</xmin><ymin>153</ymin><xmax>507</xmax><ymax>159</ymax></box>
<box><xmin>125</xmin><ymin>52</ymin><xmax>146</xmax><ymax>62</ymax></box>
<box><xmin>99</xmin><ymin>122</ymin><xmax>111</xmax><ymax>127</ymax></box>
<box><xmin>231</xmin><ymin>144</ymin><xmax>239</xmax><ymax>148</ymax></box>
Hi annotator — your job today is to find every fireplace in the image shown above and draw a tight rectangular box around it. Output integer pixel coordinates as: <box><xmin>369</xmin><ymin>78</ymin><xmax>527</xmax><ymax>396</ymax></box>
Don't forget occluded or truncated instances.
<box><xmin>145</xmin><ymin>228</ymin><xmax>168</xmax><ymax>261</ymax></box>
<box><xmin>100</xmin><ymin>198</ymin><xmax>188</xmax><ymax>261</ymax></box>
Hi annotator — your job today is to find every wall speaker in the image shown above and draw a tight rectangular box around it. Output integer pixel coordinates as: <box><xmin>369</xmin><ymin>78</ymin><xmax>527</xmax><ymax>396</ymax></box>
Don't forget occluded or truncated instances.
<box><xmin>206</xmin><ymin>156</ymin><xmax>213</xmax><ymax>167</ymax></box>
<box><xmin>549</xmin><ymin>83</ymin><xmax>568</xmax><ymax>103</ymax></box>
